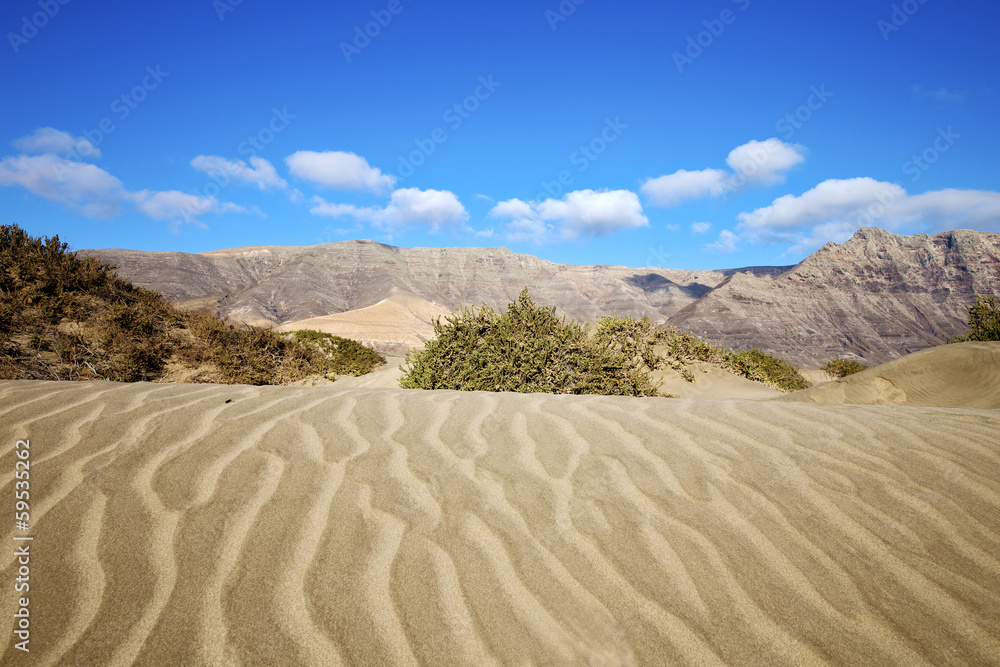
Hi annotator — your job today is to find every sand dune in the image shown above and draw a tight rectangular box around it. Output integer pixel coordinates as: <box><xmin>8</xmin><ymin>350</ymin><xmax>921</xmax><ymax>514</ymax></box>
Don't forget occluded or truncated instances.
<box><xmin>2</xmin><ymin>377</ymin><xmax>999</xmax><ymax>665</ymax></box>
<box><xmin>650</xmin><ymin>361</ymin><xmax>783</xmax><ymax>400</ymax></box>
<box><xmin>783</xmin><ymin>341</ymin><xmax>1000</xmax><ymax>409</ymax></box>
<box><xmin>276</xmin><ymin>289</ymin><xmax>451</xmax><ymax>355</ymax></box>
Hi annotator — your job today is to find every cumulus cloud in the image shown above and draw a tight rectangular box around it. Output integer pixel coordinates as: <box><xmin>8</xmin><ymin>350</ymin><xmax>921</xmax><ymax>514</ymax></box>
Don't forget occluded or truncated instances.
<box><xmin>0</xmin><ymin>130</ymin><xmax>246</xmax><ymax>227</ymax></box>
<box><xmin>190</xmin><ymin>155</ymin><xmax>286</xmax><ymax>190</ymax></box>
<box><xmin>691</xmin><ymin>221</ymin><xmax>712</xmax><ymax>234</ymax></box>
<box><xmin>642</xmin><ymin>138</ymin><xmax>805</xmax><ymax>207</ymax></box>
<box><xmin>310</xmin><ymin>187</ymin><xmax>469</xmax><ymax>231</ymax></box>
<box><xmin>127</xmin><ymin>190</ymin><xmax>247</xmax><ymax>227</ymax></box>
<box><xmin>490</xmin><ymin>189</ymin><xmax>648</xmax><ymax>243</ymax></box>
<box><xmin>13</xmin><ymin>127</ymin><xmax>100</xmax><ymax>159</ymax></box>
<box><xmin>0</xmin><ymin>153</ymin><xmax>125</xmax><ymax>217</ymax></box>
<box><xmin>705</xmin><ymin>229</ymin><xmax>739</xmax><ymax>253</ymax></box>
<box><xmin>725</xmin><ymin>138</ymin><xmax>805</xmax><ymax>186</ymax></box>
<box><xmin>733</xmin><ymin>177</ymin><xmax>1000</xmax><ymax>253</ymax></box>
<box><xmin>640</xmin><ymin>169</ymin><xmax>727</xmax><ymax>206</ymax></box>
<box><xmin>286</xmin><ymin>150</ymin><xmax>396</xmax><ymax>193</ymax></box>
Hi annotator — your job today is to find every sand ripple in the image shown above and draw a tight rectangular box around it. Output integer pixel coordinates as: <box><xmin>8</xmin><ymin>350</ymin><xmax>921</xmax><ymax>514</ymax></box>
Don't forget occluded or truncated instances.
<box><xmin>2</xmin><ymin>379</ymin><xmax>999</xmax><ymax>665</ymax></box>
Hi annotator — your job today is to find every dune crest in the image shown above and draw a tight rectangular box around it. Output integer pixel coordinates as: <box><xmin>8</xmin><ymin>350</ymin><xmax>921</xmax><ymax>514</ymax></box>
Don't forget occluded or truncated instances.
<box><xmin>782</xmin><ymin>341</ymin><xmax>1000</xmax><ymax>408</ymax></box>
<box><xmin>2</xmin><ymin>378</ymin><xmax>999</xmax><ymax>664</ymax></box>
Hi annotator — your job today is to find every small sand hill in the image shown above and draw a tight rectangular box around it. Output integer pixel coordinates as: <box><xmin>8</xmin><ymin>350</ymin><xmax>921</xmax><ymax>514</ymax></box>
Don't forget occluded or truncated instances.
<box><xmin>2</xmin><ymin>380</ymin><xmax>999</xmax><ymax>665</ymax></box>
<box><xmin>276</xmin><ymin>288</ymin><xmax>451</xmax><ymax>354</ymax></box>
<box><xmin>781</xmin><ymin>341</ymin><xmax>1000</xmax><ymax>409</ymax></box>
<box><xmin>650</xmin><ymin>361</ymin><xmax>782</xmax><ymax>400</ymax></box>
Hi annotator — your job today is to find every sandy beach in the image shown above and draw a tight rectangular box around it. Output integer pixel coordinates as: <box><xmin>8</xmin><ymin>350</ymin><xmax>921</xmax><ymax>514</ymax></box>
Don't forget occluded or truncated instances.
<box><xmin>1</xmin><ymin>344</ymin><xmax>999</xmax><ymax>665</ymax></box>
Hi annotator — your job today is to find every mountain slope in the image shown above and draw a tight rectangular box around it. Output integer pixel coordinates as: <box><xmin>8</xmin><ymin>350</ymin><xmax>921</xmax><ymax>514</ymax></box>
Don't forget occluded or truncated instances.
<box><xmin>668</xmin><ymin>228</ymin><xmax>1000</xmax><ymax>365</ymax></box>
<box><xmin>83</xmin><ymin>227</ymin><xmax>1000</xmax><ymax>367</ymax></box>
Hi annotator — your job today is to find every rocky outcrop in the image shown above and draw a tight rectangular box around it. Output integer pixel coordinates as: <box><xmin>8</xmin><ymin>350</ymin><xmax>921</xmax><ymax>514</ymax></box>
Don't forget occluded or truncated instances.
<box><xmin>668</xmin><ymin>228</ymin><xmax>1000</xmax><ymax>365</ymax></box>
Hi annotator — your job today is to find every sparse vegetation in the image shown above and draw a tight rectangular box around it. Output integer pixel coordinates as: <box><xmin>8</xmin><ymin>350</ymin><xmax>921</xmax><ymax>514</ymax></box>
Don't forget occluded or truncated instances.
<box><xmin>399</xmin><ymin>289</ymin><xmax>661</xmax><ymax>396</ymax></box>
<box><xmin>822</xmin><ymin>358</ymin><xmax>870</xmax><ymax>378</ymax></box>
<box><xmin>724</xmin><ymin>348</ymin><xmax>811</xmax><ymax>392</ymax></box>
<box><xmin>400</xmin><ymin>288</ymin><xmax>812</xmax><ymax>395</ymax></box>
<box><xmin>281</xmin><ymin>330</ymin><xmax>385</xmax><ymax>376</ymax></box>
<box><xmin>949</xmin><ymin>295</ymin><xmax>1000</xmax><ymax>343</ymax></box>
<box><xmin>0</xmin><ymin>224</ymin><xmax>384</xmax><ymax>384</ymax></box>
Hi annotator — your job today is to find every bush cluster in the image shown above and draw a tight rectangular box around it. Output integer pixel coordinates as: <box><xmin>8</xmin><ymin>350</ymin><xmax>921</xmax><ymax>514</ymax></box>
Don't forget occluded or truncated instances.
<box><xmin>725</xmin><ymin>349</ymin><xmax>811</xmax><ymax>392</ymax></box>
<box><xmin>400</xmin><ymin>288</ymin><xmax>811</xmax><ymax>395</ymax></box>
<box><xmin>949</xmin><ymin>295</ymin><xmax>1000</xmax><ymax>343</ymax></box>
<box><xmin>0</xmin><ymin>224</ymin><xmax>384</xmax><ymax>384</ymax></box>
<box><xmin>822</xmin><ymin>358</ymin><xmax>869</xmax><ymax>378</ymax></box>
<box><xmin>399</xmin><ymin>289</ymin><xmax>660</xmax><ymax>396</ymax></box>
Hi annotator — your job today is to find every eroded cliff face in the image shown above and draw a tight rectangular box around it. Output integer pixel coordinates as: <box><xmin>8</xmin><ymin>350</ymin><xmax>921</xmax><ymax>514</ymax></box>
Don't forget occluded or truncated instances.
<box><xmin>83</xmin><ymin>227</ymin><xmax>1000</xmax><ymax>367</ymax></box>
<box><xmin>667</xmin><ymin>228</ymin><xmax>1000</xmax><ymax>365</ymax></box>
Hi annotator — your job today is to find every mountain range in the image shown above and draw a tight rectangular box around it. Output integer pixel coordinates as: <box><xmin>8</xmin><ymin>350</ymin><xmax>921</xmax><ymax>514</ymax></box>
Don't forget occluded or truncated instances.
<box><xmin>82</xmin><ymin>227</ymin><xmax>1000</xmax><ymax>367</ymax></box>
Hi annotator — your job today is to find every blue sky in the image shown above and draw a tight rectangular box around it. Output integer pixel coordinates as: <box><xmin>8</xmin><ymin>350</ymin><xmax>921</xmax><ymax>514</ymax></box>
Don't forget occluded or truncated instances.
<box><xmin>2</xmin><ymin>0</ymin><xmax>998</xmax><ymax>269</ymax></box>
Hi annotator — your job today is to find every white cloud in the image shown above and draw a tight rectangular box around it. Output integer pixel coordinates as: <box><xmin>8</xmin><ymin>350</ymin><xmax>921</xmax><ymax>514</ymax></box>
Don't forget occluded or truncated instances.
<box><xmin>706</xmin><ymin>229</ymin><xmax>739</xmax><ymax>253</ymax></box>
<box><xmin>733</xmin><ymin>178</ymin><xmax>1000</xmax><ymax>253</ymax></box>
<box><xmin>641</xmin><ymin>169</ymin><xmax>727</xmax><ymax>206</ymax></box>
<box><xmin>13</xmin><ymin>128</ymin><xmax>100</xmax><ymax>159</ymax></box>
<box><xmin>127</xmin><ymin>190</ymin><xmax>246</xmax><ymax>226</ymax></box>
<box><xmin>643</xmin><ymin>138</ymin><xmax>805</xmax><ymax>207</ymax></box>
<box><xmin>490</xmin><ymin>189</ymin><xmax>648</xmax><ymax>243</ymax></box>
<box><xmin>0</xmin><ymin>135</ymin><xmax>246</xmax><ymax>227</ymax></box>
<box><xmin>738</xmin><ymin>178</ymin><xmax>904</xmax><ymax>237</ymax></box>
<box><xmin>691</xmin><ymin>221</ymin><xmax>712</xmax><ymax>234</ymax></box>
<box><xmin>191</xmin><ymin>155</ymin><xmax>286</xmax><ymax>190</ymax></box>
<box><xmin>0</xmin><ymin>153</ymin><xmax>124</xmax><ymax>217</ymax></box>
<box><xmin>310</xmin><ymin>187</ymin><xmax>469</xmax><ymax>231</ymax></box>
<box><xmin>286</xmin><ymin>150</ymin><xmax>396</xmax><ymax>193</ymax></box>
<box><xmin>725</xmin><ymin>138</ymin><xmax>805</xmax><ymax>186</ymax></box>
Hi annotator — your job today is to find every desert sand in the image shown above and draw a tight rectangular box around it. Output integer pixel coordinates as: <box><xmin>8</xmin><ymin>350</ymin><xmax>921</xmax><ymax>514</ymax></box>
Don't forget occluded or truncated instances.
<box><xmin>2</xmin><ymin>344</ymin><xmax>999</xmax><ymax>665</ymax></box>
<box><xmin>276</xmin><ymin>289</ymin><xmax>452</xmax><ymax>355</ymax></box>
<box><xmin>783</xmin><ymin>341</ymin><xmax>1000</xmax><ymax>409</ymax></box>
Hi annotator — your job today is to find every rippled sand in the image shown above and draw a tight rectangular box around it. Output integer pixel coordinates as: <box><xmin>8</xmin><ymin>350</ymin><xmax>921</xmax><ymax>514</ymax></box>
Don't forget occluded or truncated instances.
<box><xmin>1</xmin><ymin>372</ymin><xmax>999</xmax><ymax>664</ymax></box>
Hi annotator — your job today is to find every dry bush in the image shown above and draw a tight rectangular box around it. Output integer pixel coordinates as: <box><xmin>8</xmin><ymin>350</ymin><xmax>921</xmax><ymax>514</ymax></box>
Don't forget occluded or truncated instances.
<box><xmin>822</xmin><ymin>358</ymin><xmax>869</xmax><ymax>378</ymax></box>
<box><xmin>725</xmin><ymin>349</ymin><xmax>811</xmax><ymax>392</ymax></box>
<box><xmin>950</xmin><ymin>295</ymin><xmax>1000</xmax><ymax>343</ymax></box>
<box><xmin>1</xmin><ymin>224</ymin><xmax>383</xmax><ymax>385</ymax></box>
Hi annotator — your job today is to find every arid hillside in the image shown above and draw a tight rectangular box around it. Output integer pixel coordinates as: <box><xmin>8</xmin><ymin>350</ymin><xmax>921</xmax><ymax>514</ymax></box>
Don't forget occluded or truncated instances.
<box><xmin>84</xmin><ymin>227</ymin><xmax>1000</xmax><ymax>366</ymax></box>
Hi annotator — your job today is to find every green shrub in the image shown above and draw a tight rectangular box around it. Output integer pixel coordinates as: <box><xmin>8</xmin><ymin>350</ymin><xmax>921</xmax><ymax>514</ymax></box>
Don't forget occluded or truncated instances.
<box><xmin>399</xmin><ymin>289</ymin><xmax>660</xmax><ymax>396</ymax></box>
<box><xmin>725</xmin><ymin>348</ymin><xmax>810</xmax><ymax>392</ymax></box>
<box><xmin>950</xmin><ymin>295</ymin><xmax>1000</xmax><ymax>343</ymax></box>
<box><xmin>821</xmin><ymin>358</ymin><xmax>869</xmax><ymax>378</ymax></box>
<box><xmin>657</xmin><ymin>327</ymin><xmax>726</xmax><ymax>364</ymax></box>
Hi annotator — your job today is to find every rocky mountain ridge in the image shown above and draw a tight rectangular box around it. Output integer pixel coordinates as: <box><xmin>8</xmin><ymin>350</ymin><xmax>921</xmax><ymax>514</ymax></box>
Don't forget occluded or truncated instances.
<box><xmin>83</xmin><ymin>227</ymin><xmax>1000</xmax><ymax>367</ymax></box>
